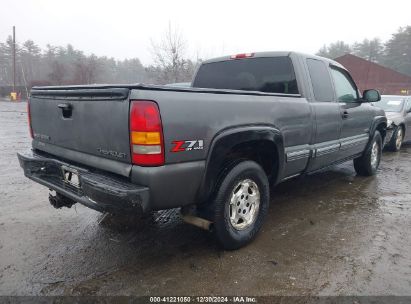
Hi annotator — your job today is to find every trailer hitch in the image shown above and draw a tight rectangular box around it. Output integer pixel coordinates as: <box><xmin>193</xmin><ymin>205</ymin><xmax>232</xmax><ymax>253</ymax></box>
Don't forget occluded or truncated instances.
<box><xmin>49</xmin><ymin>191</ymin><xmax>76</xmax><ymax>209</ymax></box>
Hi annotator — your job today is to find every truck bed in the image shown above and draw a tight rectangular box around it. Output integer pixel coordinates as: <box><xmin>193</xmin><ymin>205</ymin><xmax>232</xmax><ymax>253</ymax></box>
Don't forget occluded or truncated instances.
<box><xmin>30</xmin><ymin>84</ymin><xmax>305</xmax><ymax>177</ymax></box>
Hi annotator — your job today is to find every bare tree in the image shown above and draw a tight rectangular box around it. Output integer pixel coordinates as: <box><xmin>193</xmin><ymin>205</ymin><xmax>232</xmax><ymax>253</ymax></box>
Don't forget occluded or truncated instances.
<box><xmin>72</xmin><ymin>55</ymin><xmax>98</xmax><ymax>84</ymax></box>
<box><xmin>21</xmin><ymin>40</ymin><xmax>41</xmax><ymax>84</ymax></box>
<box><xmin>150</xmin><ymin>23</ymin><xmax>191</xmax><ymax>84</ymax></box>
<box><xmin>48</xmin><ymin>61</ymin><xmax>65</xmax><ymax>85</ymax></box>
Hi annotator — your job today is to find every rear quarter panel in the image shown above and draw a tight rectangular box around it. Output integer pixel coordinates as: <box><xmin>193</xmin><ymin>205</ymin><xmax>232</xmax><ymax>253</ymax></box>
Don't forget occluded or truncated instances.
<box><xmin>130</xmin><ymin>89</ymin><xmax>313</xmax><ymax>166</ymax></box>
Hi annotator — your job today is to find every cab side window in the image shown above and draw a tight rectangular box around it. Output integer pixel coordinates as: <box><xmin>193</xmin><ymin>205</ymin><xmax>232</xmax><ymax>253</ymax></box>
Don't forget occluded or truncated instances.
<box><xmin>330</xmin><ymin>67</ymin><xmax>359</xmax><ymax>102</ymax></box>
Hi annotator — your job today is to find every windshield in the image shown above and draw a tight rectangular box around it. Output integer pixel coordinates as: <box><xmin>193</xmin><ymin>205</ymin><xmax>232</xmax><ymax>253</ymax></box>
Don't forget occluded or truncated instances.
<box><xmin>373</xmin><ymin>96</ymin><xmax>405</xmax><ymax>112</ymax></box>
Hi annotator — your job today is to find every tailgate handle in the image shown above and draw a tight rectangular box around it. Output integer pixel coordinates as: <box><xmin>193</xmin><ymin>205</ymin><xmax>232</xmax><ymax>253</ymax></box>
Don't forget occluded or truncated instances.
<box><xmin>57</xmin><ymin>103</ymin><xmax>72</xmax><ymax>110</ymax></box>
<box><xmin>58</xmin><ymin>103</ymin><xmax>73</xmax><ymax>118</ymax></box>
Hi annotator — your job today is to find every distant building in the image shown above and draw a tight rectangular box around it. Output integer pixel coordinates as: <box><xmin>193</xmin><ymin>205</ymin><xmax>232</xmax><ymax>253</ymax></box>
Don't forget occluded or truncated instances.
<box><xmin>335</xmin><ymin>54</ymin><xmax>411</xmax><ymax>95</ymax></box>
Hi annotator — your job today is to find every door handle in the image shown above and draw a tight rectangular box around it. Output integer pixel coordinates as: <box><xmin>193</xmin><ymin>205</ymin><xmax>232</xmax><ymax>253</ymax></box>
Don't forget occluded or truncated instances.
<box><xmin>342</xmin><ymin>110</ymin><xmax>349</xmax><ymax>119</ymax></box>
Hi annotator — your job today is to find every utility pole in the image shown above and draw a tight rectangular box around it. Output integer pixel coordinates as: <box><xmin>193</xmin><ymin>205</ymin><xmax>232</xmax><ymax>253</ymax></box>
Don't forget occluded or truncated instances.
<box><xmin>12</xmin><ymin>26</ymin><xmax>16</xmax><ymax>93</ymax></box>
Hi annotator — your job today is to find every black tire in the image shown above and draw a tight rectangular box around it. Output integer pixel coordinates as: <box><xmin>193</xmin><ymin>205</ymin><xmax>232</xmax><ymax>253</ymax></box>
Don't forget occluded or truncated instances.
<box><xmin>387</xmin><ymin>126</ymin><xmax>403</xmax><ymax>152</ymax></box>
<box><xmin>213</xmin><ymin>160</ymin><xmax>269</xmax><ymax>250</ymax></box>
<box><xmin>353</xmin><ymin>131</ymin><xmax>382</xmax><ymax>176</ymax></box>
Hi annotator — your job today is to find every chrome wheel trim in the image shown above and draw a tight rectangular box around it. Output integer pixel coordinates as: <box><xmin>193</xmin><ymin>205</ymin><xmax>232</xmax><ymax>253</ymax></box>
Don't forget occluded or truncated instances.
<box><xmin>229</xmin><ymin>179</ymin><xmax>260</xmax><ymax>230</ymax></box>
<box><xmin>396</xmin><ymin>128</ymin><xmax>403</xmax><ymax>150</ymax></box>
<box><xmin>370</xmin><ymin>141</ymin><xmax>379</xmax><ymax>169</ymax></box>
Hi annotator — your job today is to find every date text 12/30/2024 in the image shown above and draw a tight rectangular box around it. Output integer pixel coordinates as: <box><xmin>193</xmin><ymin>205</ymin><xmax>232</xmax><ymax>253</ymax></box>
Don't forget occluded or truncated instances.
<box><xmin>150</xmin><ymin>296</ymin><xmax>257</xmax><ymax>303</ymax></box>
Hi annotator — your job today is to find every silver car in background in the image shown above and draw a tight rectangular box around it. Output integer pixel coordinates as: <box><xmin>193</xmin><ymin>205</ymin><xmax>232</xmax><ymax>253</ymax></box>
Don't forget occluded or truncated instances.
<box><xmin>374</xmin><ymin>95</ymin><xmax>411</xmax><ymax>151</ymax></box>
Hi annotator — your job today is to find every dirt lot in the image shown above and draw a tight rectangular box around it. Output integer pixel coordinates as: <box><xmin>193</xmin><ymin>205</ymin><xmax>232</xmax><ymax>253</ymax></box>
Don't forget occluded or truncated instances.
<box><xmin>1</xmin><ymin>100</ymin><xmax>411</xmax><ymax>296</ymax></box>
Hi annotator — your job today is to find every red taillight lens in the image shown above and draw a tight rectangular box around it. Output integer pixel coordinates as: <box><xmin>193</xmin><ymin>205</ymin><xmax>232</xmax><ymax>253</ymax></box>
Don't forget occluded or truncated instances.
<box><xmin>130</xmin><ymin>100</ymin><xmax>164</xmax><ymax>166</ymax></box>
<box><xmin>27</xmin><ymin>98</ymin><xmax>33</xmax><ymax>138</ymax></box>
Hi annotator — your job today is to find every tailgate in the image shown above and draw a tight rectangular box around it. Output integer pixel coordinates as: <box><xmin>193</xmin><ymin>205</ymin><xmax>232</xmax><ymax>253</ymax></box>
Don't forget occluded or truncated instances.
<box><xmin>30</xmin><ymin>88</ymin><xmax>132</xmax><ymax>175</ymax></box>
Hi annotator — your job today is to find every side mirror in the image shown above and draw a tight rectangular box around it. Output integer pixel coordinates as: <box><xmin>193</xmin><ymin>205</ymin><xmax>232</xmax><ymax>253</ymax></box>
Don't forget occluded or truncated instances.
<box><xmin>362</xmin><ymin>89</ymin><xmax>381</xmax><ymax>102</ymax></box>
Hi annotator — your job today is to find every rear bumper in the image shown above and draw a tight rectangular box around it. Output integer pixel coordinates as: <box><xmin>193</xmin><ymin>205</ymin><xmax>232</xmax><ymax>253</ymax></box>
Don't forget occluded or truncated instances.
<box><xmin>17</xmin><ymin>150</ymin><xmax>150</xmax><ymax>215</ymax></box>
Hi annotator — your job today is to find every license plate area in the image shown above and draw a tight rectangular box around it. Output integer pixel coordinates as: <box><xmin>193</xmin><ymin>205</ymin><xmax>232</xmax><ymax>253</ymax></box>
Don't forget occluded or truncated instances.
<box><xmin>61</xmin><ymin>165</ymin><xmax>80</xmax><ymax>189</ymax></box>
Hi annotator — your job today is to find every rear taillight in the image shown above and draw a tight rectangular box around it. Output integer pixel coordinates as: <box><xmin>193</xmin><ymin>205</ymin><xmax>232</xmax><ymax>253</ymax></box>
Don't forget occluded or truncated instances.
<box><xmin>27</xmin><ymin>98</ymin><xmax>33</xmax><ymax>138</ymax></box>
<box><xmin>130</xmin><ymin>100</ymin><xmax>164</xmax><ymax>166</ymax></box>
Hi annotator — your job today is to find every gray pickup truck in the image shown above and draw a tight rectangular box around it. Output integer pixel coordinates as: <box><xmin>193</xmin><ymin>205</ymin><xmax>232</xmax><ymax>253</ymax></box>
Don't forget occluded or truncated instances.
<box><xmin>18</xmin><ymin>51</ymin><xmax>386</xmax><ymax>249</ymax></box>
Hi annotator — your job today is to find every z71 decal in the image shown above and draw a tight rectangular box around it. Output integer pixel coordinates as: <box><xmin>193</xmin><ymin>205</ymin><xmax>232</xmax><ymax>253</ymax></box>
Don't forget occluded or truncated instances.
<box><xmin>171</xmin><ymin>140</ymin><xmax>204</xmax><ymax>152</ymax></box>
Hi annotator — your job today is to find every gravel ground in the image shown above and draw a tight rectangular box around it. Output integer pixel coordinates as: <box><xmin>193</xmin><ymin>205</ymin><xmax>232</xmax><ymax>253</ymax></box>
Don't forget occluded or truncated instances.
<box><xmin>0</xmin><ymin>100</ymin><xmax>411</xmax><ymax>296</ymax></box>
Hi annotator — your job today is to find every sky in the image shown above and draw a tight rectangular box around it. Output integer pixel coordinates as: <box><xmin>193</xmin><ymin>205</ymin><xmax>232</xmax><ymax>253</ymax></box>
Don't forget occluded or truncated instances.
<box><xmin>1</xmin><ymin>0</ymin><xmax>410</xmax><ymax>65</ymax></box>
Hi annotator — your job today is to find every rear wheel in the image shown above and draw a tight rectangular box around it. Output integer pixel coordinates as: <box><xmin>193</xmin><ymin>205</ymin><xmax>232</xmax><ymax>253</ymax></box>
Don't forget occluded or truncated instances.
<box><xmin>213</xmin><ymin>161</ymin><xmax>269</xmax><ymax>250</ymax></box>
<box><xmin>354</xmin><ymin>131</ymin><xmax>382</xmax><ymax>176</ymax></box>
<box><xmin>387</xmin><ymin>126</ymin><xmax>403</xmax><ymax>152</ymax></box>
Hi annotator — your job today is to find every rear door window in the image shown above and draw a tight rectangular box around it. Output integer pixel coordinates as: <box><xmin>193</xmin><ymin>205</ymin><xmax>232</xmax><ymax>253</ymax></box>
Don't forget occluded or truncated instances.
<box><xmin>306</xmin><ymin>59</ymin><xmax>334</xmax><ymax>102</ymax></box>
<box><xmin>193</xmin><ymin>57</ymin><xmax>299</xmax><ymax>94</ymax></box>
